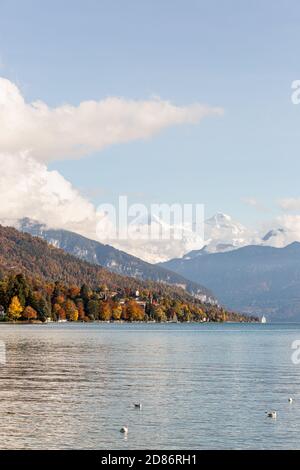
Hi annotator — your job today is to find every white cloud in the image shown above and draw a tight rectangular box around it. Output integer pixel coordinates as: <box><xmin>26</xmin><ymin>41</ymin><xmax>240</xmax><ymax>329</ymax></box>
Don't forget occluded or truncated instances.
<box><xmin>0</xmin><ymin>152</ymin><xmax>206</xmax><ymax>262</ymax></box>
<box><xmin>276</xmin><ymin>215</ymin><xmax>300</xmax><ymax>238</ymax></box>
<box><xmin>0</xmin><ymin>152</ymin><xmax>99</xmax><ymax>238</ymax></box>
<box><xmin>258</xmin><ymin>214</ymin><xmax>300</xmax><ymax>249</ymax></box>
<box><xmin>278</xmin><ymin>198</ymin><xmax>300</xmax><ymax>212</ymax></box>
<box><xmin>0</xmin><ymin>77</ymin><xmax>225</xmax><ymax>261</ymax></box>
<box><xmin>242</xmin><ymin>197</ymin><xmax>258</xmax><ymax>207</ymax></box>
<box><xmin>241</xmin><ymin>197</ymin><xmax>269</xmax><ymax>213</ymax></box>
<box><xmin>0</xmin><ymin>77</ymin><xmax>223</xmax><ymax>162</ymax></box>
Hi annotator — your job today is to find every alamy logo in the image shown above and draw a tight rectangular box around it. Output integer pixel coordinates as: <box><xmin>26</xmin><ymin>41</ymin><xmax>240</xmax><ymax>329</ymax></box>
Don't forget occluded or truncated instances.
<box><xmin>0</xmin><ymin>341</ymin><xmax>6</xmax><ymax>365</ymax></box>
<box><xmin>291</xmin><ymin>340</ymin><xmax>300</xmax><ymax>364</ymax></box>
<box><xmin>95</xmin><ymin>196</ymin><xmax>205</xmax><ymax>243</ymax></box>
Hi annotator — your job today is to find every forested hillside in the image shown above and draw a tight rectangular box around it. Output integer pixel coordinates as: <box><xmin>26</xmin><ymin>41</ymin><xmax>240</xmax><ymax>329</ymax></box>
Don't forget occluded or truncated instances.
<box><xmin>0</xmin><ymin>225</ymin><xmax>256</xmax><ymax>323</ymax></box>
<box><xmin>18</xmin><ymin>218</ymin><xmax>214</xmax><ymax>301</ymax></box>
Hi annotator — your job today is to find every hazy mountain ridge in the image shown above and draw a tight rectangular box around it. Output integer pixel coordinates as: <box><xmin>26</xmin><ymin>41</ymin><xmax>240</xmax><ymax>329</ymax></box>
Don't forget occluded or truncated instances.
<box><xmin>160</xmin><ymin>242</ymin><xmax>300</xmax><ymax>320</ymax></box>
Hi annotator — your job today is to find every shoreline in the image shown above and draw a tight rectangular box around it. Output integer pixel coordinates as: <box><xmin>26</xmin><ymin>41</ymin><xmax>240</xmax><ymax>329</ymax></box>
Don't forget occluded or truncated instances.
<box><xmin>0</xmin><ymin>319</ymin><xmax>259</xmax><ymax>325</ymax></box>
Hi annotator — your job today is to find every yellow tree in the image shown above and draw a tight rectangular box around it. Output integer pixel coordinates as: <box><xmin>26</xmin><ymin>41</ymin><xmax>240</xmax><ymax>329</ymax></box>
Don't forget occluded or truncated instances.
<box><xmin>99</xmin><ymin>301</ymin><xmax>112</xmax><ymax>321</ymax></box>
<box><xmin>154</xmin><ymin>305</ymin><xmax>167</xmax><ymax>322</ymax></box>
<box><xmin>125</xmin><ymin>300</ymin><xmax>145</xmax><ymax>321</ymax></box>
<box><xmin>111</xmin><ymin>304</ymin><xmax>122</xmax><ymax>321</ymax></box>
<box><xmin>65</xmin><ymin>299</ymin><xmax>78</xmax><ymax>321</ymax></box>
<box><xmin>8</xmin><ymin>296</ymin><xmax>23</xmax><ymax>321</ymax></box>
<box><xmin>76</xmin><ymin>301</ymin><xmax>85</xmax><ymax>321</ymax></box>
<box><xmin>69</xmin><ymin>308</ymin><xmax>78</xmax><ymax>321</ymax></box>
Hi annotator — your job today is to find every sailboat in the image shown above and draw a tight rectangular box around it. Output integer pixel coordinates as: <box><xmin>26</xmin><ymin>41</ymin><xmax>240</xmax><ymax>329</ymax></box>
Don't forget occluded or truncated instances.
<box><xmin>261</xmin><ymin>315</ymin><xmax>267</xmax><ymax>324</ymax></box>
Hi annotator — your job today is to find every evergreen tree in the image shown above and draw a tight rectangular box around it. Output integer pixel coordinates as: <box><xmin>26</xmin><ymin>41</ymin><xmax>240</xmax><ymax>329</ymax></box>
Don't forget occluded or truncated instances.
<box><xmin>8</xmin><ymin>274</ymin><xmax>29</xmax><ymax>307</ymax></box>
<box><xmin>36</xmin><ymin>297</ymin><xmax>51</xmax><ymax>321</ymax></box>
<box><xmin>80</xmin><ymin>284</ymin><xmax>91</xmax><ymax>309</ymax></box>
<box><xmin>86</xmin><ymin>299</ymin><xmax>99</xmax><ymax>320</ymax></box>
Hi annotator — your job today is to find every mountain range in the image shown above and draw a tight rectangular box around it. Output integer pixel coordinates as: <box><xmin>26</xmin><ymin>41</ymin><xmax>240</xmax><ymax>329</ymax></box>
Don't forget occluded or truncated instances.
<box><xmin>193</xmin><ymin>212</ymin><xmax>294</xmax><ymax>255</ymax></box>
<box><xmin>0</xmin><ymin>224</ymin><xmax>254</xmax><ymax>323</ymax></box>
<box><xmin>8</xmin><ymin>211</ymin><xmax>294</xmax><ymax>261</ymax></box>
<box><xmin>161</xmin><ymin>242</ymin><xmax>300</xmax><ymax>321</ymax></box>
<box><xmin>16</xmin><ymin>218</ymin><xmax>216</xmax><ymax>303</ymax></box>
<box><xmin>4</xmin><ymin>213</ymin><xmax>300</xmax><ymax>321</ymax></box>
<box><xmin>0</xmin><ymin>223</ymin><xmax>216</xmax><ymax>305</ymax></box>
<box><xmin>97</xmin><ymin>211</ymin><xmax>296</xmax><ymax>260</ymax></box>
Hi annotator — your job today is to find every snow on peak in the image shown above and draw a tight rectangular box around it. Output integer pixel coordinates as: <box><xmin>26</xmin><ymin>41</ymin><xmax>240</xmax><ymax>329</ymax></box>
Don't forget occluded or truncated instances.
<box><xmin>262</xmin><ymin>228</ymin><xmax>286</xmax><ymax>242</ymax></box>
<box><xmin>203</xmin><ymin>212</ymin><xmax>256</xmax><ymax>254</ymax></box>
<box><xmin>261</xmin><ymin>227</ymin><xmax>291</xmax><ymax>248</ymax></box>
<box><xmin>206</xmin><ymin>212</ymin><xmax>232</xmax><ymax>224</ymax></box>
<box><xmin>3</xmin><ymin>213</ymin><xmax>300</xmax><ymax>264</ymax></box>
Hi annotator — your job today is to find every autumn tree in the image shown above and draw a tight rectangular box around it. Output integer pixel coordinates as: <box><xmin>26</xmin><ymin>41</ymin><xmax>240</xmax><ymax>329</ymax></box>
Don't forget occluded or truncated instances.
<box><xmin>23</xmin><ymin>306</ymin><xmax>38</xmax><ymax>321</ymax></box>
<box><xmin>153</xmin><ymin>305</ymin><xmax>167</xmax><ymax>322</ymax></box>
<box><xmin>52</xmin><ymin>281</ymin><xmax>64</xmax><ymax>300</ymax></box>
<box><xmin>194</xmin><ymin>307</ymin><xmax>205</xmax><ymax>321</ymax></box>
<box><xmin>8</xmin><ymin>296</ymin><xmax>23</xmax><ymax>321</ymax></box>
<box><xmin>168</xmin><ymin>301</ymin><xmax>183</xmax><ymax>322</ymax></box>
<box><xmin>68</xmin><ymin>285</ymin><xmax>80</xmax><ymax>299</ymax></box>
<box><xmin>54</xmin><ymin>295</ymin><xmax>65</xmax><ymax>306</ymax></box>
<box><xmin>65</xmin><ymin>299</ymin><xmax>79</xmax><ymax>321</ymax></box>
<box><xmin>123</xmin><ymin>300</ymin><xmax>145</xmax><ymax>322</ymax></box>
<box><xmin>99</xmin><ymin>301</ymin><xmax>111</xmax><ymax>321</ymax></box>
<box><xmin>52</xmin><ymin>303</ymin><xmax>61</xmax><ymax>321</ymax></box>
<box><xmin>69</xmin><ymin>308</ymin><xmax>78</xmax><ymax>321</ymax></box>
<box><xmin>76</xmin><ymin>299</ymin><xmax>85</xmax><ymax>321</ymax></box>
<box><xmin>65</xmin><ymin>299</ymin><xmax>78</xmax><ymax>321</ymax></box>
<box><xmin>111</xmin><ymin>303</ymin><xmax>122</xmax><ymax>321</ymax></box>
<box><xmin>57</xmin><ymin>307</ymin><xmax>66</xmax><ymax>320</ymax></box>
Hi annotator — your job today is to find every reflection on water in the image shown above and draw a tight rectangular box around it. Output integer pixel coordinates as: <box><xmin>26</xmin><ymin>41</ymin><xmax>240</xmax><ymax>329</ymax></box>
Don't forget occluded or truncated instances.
<box><xmin>0</xmin><ymin>322</ymin><xmax>299</xmax><ymax>449</ymax></box>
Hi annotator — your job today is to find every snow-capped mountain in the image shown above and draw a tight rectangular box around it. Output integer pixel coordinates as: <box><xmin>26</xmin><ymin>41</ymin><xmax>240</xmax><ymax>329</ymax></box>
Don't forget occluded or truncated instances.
<box><xmin>181</xmin><ymin>213</ymin><xmax>257</xmax><ymax>259</ymax></box>
<box><xmin>181</xmin><ymin>214</ymin><xmax>299</xmax><ymax>260</ymax></box>
<box><xmin>2</xmin><ymin>212</ymin><xmax>298</xmax><ymax>263</ymax></box>
<box><xmin>203</xmin><ymin>212</ymin><xmax>257</xmax><ymax>254</ymax></box>
<box><xmin>99</xmin><ymin>211</ymin><xmax>257</xmax><ymax>262</ymax></box>
<box><xmin>261</xmin><ymin>228</ymin><xmax>290</xmax><ymax>248</ymax></box>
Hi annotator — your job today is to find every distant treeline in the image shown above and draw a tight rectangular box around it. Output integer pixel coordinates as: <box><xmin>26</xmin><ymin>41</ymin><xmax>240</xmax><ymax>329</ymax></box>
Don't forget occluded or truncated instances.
<box><xmin>0</xmin><ymin>273</ymin><xmax>256</xmax><ymax>323</ymax></box>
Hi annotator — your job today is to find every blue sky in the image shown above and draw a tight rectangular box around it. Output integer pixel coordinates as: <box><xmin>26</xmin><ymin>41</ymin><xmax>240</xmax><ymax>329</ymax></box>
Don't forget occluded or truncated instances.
<box><xmin>0</xmin><ymin>0</ymin><xmax>299</xmax><ymax>229</ymax></box>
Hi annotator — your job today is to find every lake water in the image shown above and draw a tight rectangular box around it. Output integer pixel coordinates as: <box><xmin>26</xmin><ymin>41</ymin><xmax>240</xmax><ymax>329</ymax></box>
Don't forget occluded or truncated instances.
<box><xmin>0</xmin><ymin>322</ymin><xmax>299</xmax><ymax>449</ymax></box>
